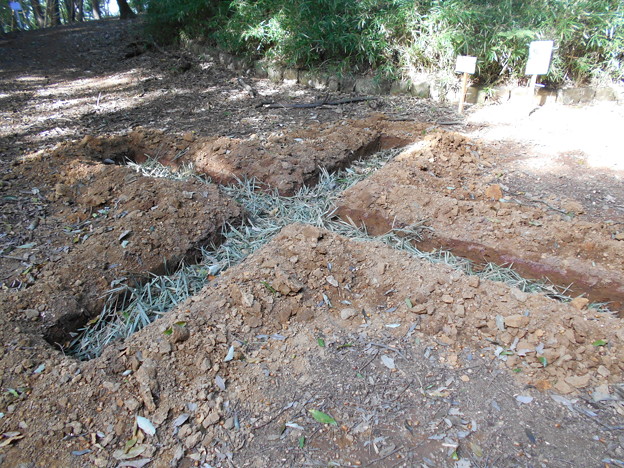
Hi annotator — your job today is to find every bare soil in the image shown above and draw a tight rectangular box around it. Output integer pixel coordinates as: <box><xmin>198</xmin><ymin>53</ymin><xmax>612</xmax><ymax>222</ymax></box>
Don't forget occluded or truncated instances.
<box><xmin>336</xmin><ymin>131</ymin><xmax>624</xmax><ymax>308</ymax></box>
<box><xmin>0</xmin><ymin>17</ymin><xmax>623</xmax><ymax>468</ymax></box>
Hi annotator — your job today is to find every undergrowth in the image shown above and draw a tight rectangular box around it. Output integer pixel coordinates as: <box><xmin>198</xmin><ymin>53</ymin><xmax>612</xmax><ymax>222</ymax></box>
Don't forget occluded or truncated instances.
<box><xmin>68</xmin><ymin>150</ymin><xmax>602</xmax><ymax>360</ymax></box>
<box><xmin>146</xmin><ymin>0</ymin><xmax>624</xmax><ymax>85</ymax></box>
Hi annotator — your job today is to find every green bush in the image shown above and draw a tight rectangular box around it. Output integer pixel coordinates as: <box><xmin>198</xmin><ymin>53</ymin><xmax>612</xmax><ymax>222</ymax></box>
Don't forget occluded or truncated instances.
<box><xmin>146</xmin><ymin>0</ymin><xmax>624</xmax><ymax>85</ymax></box>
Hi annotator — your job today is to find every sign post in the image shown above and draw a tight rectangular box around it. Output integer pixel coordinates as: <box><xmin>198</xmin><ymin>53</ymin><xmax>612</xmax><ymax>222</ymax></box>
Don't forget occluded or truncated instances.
<box><xmin>525</xmin><ymin>40</ymin><xmax>554</xmax><ymax>97</ymax></box>
<box><xmin>455</xmin><ymin>56</ymin><xmax>477</xmax><ymax>114</ymax></box>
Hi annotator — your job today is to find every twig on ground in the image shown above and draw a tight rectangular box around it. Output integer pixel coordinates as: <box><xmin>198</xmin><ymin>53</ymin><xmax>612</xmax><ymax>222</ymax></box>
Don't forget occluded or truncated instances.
<box><xmin>370</xmin><ymin>342</ymin><xmax>406</xmax><ymax>359</ymax></box>
<box><xmin>358</xmin><ymin>350</ymin><xmax>380</xmax><ymax>372</ymax></box>
<box><xmin>363</xmin><ymin>446</ymin><xmax>403</xmax><ymax>467</ymax></box>
<box><xmin>252</xmin><ymin>402</ymin><xmax>295</xmax><ymax>431</ymax></box>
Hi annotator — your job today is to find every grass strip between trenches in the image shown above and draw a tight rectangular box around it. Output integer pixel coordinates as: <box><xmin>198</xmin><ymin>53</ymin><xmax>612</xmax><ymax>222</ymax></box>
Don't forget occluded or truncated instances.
<box><xmin>68</xmin><ymin>150</ymin><xmax>609</xmax><ymax>360</ymax></box>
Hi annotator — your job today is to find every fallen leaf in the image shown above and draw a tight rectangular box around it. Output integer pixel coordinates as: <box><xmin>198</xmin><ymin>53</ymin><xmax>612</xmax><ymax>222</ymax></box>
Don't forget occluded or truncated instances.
<box><xmin>405</xmin><ymin>298</ymin><xmax>413</xmax><ymax>308</ymax></box>
<box><xmin>136</xmin><ymin>416</ymin><xmax>156</xmax><ymax>436</ymax></box>
<box><xmin>317</xmin><ymin>338</ymin><xmax>325</xmax><ymax>348</ymax></box>
<box><xmin>172</xmin><ymin>414</ymin><xmax>189</xmax><ymax>427</ymax></box>
<box><xmin>113</xmin><ymin>445</ymin><xmax>147</xmax><ymax>461</ymax></box>
<box><xmin>381</xmin><ymin>355</ymin><xmax>396</xmax><ymax>370</ymax></box>
<box><xmin>309</xmin><ymin>409</ymin><xmax>337</xmax><ymax>425</ymax></box>
<box><xmin>118</xmin><ymin>230</ymin><xmax>132</xmax><ymax>241</ymax></box>
<box><xmin>124</xmin><ymin>437</ymin><xmax>137</xmax><ymax>452</ymax></box>
<box><xmin>119</xmin><ymin>459</ymin><xmax>152</xmax><ymax>468</ymax></box>
<box><xmin>224</xmin><ymin>345</ymin><xmax>235</xmax><ymax>362</ymax></box>
<box><xmin>215</xmin><ymin>375</ymin><xmax>226</xmax><ymax>391</ymax></box>
<box><xmin>592</xmin><ymin>339</ymin><xmax>607</xmax><ymax>347</ymax></box>
<box><xmin>71</xmin><ymin>449</ymin><xmax>92</xmax><ymax>456</ymax></box>
<box><xmin>298</xmin><ymin>436</ymin><xmax>305</xmax><ymax>448</ymax></box>
<box><xmin>470</xmin><ymin>442</ymin><xmax>483</xmax><ymax>457</ymax></box>
<box><xmin>0</xmin><ymin>432</ymin><xmax>24</xmax><ymax>447</ymax></box>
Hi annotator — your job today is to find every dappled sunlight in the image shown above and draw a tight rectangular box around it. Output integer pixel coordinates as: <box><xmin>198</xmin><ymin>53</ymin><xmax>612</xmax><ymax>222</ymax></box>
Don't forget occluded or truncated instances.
<box><xmin>34</xmin><ymin>69</ymin><xmax>143</xmax><ymax>96</ymax></box>
<box><xmin>14</xmin><ymin>75</ymin><xmax>48</xmax><ymax>83</ymax></box>
<box><xmin>467</xmin><ymin>101</ymin><xmax>624</xmax><ymax>173</ymax></box>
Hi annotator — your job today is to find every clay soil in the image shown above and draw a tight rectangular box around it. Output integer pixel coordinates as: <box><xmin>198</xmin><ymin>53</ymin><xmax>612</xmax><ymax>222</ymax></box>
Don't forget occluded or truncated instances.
<box><xmin>1</xmin><ymin>17</ymin><xmax>624</xmax><ymax>468</ymax></box>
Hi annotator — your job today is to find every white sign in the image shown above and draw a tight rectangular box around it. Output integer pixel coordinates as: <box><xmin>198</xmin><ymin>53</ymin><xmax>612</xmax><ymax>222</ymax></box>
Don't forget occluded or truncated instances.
<box><xmin>525</xmin><ymin>40</ymin><xmax>554</xmax><ymax>75</ymax></box>
<box><xmin>455</xmin><ymin>56</ymin><xmax>477</xmax><ymax>74</ymax></box>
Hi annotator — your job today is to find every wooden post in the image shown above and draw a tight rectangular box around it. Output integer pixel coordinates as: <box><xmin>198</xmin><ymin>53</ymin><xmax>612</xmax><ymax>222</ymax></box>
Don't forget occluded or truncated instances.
<box><xmin>458</xmin><ymin>72</ymin><xmax>469</xmax><ymax>114</ymax></box>
<box><xmin>528</xmin><ymin>74</ymin><xmax>538</xmax><ymax>98</ymax></box>
<box><xmin>455</xmin><ymin>55</ymin><xmax>476</xmax><ymax>114</ymax></box>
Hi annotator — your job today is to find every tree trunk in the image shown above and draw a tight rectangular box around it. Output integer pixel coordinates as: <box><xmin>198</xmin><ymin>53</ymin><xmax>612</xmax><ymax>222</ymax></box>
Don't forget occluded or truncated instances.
<box><xmin>91</xmin><ymin>0</ymin><xmax>101</xmax><ymax>20</ymax></box>
<box><xmin>76</xmin><ymin>0</ymin><xmax>83</xmax><ymax>21</ymax></box>
<box><xmin>46</xmin><ymin>0</ymin><xmax>62</xmax><ymax>26</ymax></box>
<box><xmin>116</xmin><ymin>0</ymin><xmax>136</xmax><ymax>19</ymax></box>
<box><xmin>31</xmin><ymin>0</ymin><xmax>46</xmax><ymax>27</ymax></box>
<box><xmin>65</xmin><ymin>0</ymin><xmax>75</xmax><ymax>22</ymax></box>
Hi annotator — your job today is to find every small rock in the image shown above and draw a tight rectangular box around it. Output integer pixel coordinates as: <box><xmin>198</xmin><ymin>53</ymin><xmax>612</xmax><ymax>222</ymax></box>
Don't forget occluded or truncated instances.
<box><xmin>24</xmin><ymin>309</ymin><xmax>39</xmax><ymax>320</ymax></box>
<box><xmin>223</xmin><ymin>417</ymin><xmax>235</xmax><ymax>430</ymax></box>
<box><xmin>510</xmin><ymin>289</ymin><xmax>528</xmax><ymax>303</ymax></box>
<box><xmin>615</xmin><ymin>232</ymin><xmax>624</xmax><ymax>241</ymax></box>
<box><xmin>159</xmin><ymin>340</ymin><xmax>172</xmax><ymax>355</ymax></box>
<box><xmin>569</xmin><ymin>297</ymin><xmax>589</xmax><ymax>311</ymax></box>
<box><xmin>592</xmin><ymin>384</ymin><xmax>614</xmax><ymax>402</ymax></box>
<box><xmin>597</xmin><ymin>365</ymin><xmax>610</xmax><ymax>377</ymax></box>
<box><xmin>468</xmin><ymin>276</ymin><xmax>480</xmax><ymax>288</ymax></box>
<box><xmin>562</xmin><ymin>200</ymin><xmax>584</xmax><ymax>214</ymax></box>
<box><xmin>202</xmin><ymin>411</ymin><xmax>220</xmax><ymax>429</ymax></box>
<box><xmin>135</xmin><ymin>359</ymin><xmax>158</xmax><ymax>412</ymax></box>
<box><xmin>169</xmin><ymin>325</ymin><xmax>190</xmax><ymax>344</ymax></box>
<box><xmin>460</xmin><ymin>375</ymin><xmax>470</xmax><ymax>382</ymax></box>
<box><xmin>437</xmin><ymin>334</ymin><xmax>453</xmax><ymax>345</ymax></box>
<box><xmin>124</xmin><ymin>398</ymin><xmax>141</xmax><ymax>412</ymax></box>
<box><xmin>340</xmin><ymin>308</ymin><xmax>358</xmax><ymax>320</ymax></box>
<box><xmin>241</xmin><ymin>291</ymin><xmax>254</xmax><ymax>308</ymax></box>
<box><xmin>183</xmin><ymin>431</ymin><xmax>202</xmax><ymax>449</ymax></box>
<box><xmin>485</xmin><ymin>184</ymin><xmax>503</xmax><ymax>200</ymax></box>
<box><xmin>183</xmin><ymin>132</ymin><xmax>195</xmax><ymax>142</ymax></box>
<box><xmin>534</xmin><ymin>380</ymin><xmax>552</xmax><ymax>391</ymax></box>
<box><xmin>565</xmin><ymin>373</ymin><xmax>591</xmax><ymax>388</ymax></box>
<box><xmin>504</xmin><ymin>314</ymin><xmax>529</xmax><ymax>328</ymax></box>
<box><xmin>171</xmin><ymin>445</ymin><xmax>185</xmax><ymax>465</ymax></box>
<box><xmin>441</xmin><ymin>294</ymin><xmax>454</xmax><ymax>304</ymax></box>
<box><xmin>326</xmin><ymin>276</ymin><xmax>339</xmax><ymax>287</ymax></box>
<box><xmin>198</xmin><ymin>357</ymin><xmax>212</xmax><ymax>372</ymax></box>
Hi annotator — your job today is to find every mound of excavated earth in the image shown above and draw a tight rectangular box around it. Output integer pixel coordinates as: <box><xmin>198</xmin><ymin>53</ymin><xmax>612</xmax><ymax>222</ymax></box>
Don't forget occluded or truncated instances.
<box><xmin>46</xmin><ymin>115</ymin><xmax>430</xmax><ymax>195</ymax></box>
<box><xmin>1</xmin><ymin>224</ymin><xmax>622</xmax><ymax>467</ymax></box>
<box><xmin>5</xmin><ymin>148</ymin><xmax>241</xmax><ymax>344</ymax></box>
<box><xmin>336</xmin><ymin>131</ymin><xmax>624</xmax><ymax>309</ymax></box>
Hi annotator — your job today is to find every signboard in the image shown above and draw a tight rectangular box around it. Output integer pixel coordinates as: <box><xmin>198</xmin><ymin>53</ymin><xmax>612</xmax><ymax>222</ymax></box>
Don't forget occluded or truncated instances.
<box><xmin>455</xmin><ymin>55</ymin><xmax>477</xmax><ymax>74</ymax></box>
<box><xmin>525</xmin><ymin>40</ymin><xmax>554</xmax><ymax>75</ymax></box>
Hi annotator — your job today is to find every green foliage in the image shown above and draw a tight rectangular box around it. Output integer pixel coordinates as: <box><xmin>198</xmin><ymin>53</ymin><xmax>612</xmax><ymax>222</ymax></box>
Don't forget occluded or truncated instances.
<box><xmin>145</xmin><ymin>0</ymin><xmax>624</xmax><ymax>85</ymax></box>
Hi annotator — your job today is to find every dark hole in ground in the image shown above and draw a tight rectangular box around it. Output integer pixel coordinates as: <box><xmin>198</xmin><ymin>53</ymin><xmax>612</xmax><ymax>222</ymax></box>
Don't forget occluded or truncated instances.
<box><xmin>42</xmin><ymin>236</ymin><xmax>226</xmax><ymax>355</ymax></box>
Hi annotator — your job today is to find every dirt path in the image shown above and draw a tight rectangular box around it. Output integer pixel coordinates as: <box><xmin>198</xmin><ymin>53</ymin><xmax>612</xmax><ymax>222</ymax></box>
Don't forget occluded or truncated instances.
<box><xmin>1</xmin><ymin>18</ymin><xmax>623</xmax><ymax>468</ymax></box>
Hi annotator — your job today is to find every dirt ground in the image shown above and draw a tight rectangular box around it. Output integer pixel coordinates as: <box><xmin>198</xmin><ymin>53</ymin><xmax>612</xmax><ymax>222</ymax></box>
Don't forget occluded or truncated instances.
<box><xmin>1</xmin><ymin>17</ymin><xmax>624</xmax><ymax>468</ymax></box>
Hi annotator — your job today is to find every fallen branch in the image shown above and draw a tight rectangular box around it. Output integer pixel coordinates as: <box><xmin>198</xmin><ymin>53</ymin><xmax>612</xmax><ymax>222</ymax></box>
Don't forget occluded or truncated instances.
<box><xmin>257</xmin><ymin>96</ymin><xmax>377</xmax><ymax>109</ymax></box>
